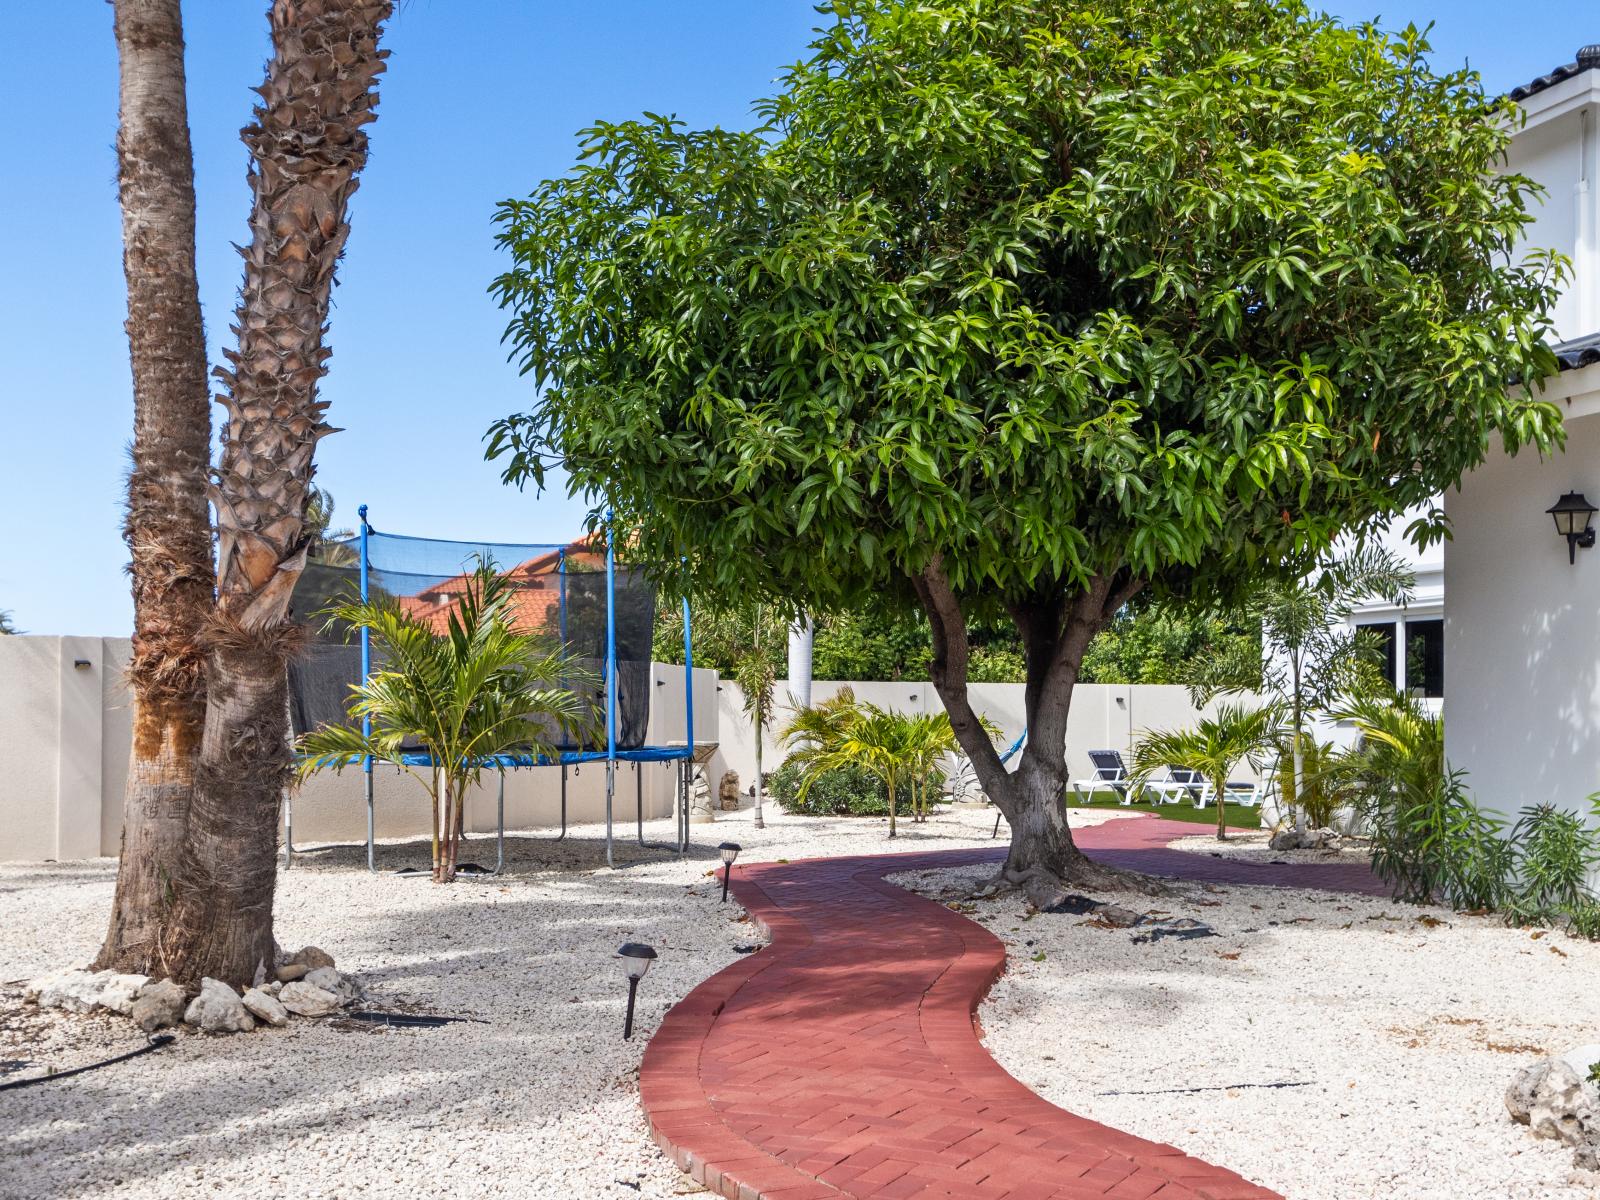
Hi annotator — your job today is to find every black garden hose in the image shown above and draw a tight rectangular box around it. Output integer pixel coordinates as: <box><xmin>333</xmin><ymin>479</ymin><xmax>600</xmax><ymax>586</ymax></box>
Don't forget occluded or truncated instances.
<box><xmin>0</xmin><ymin>1034</ymin><xmax>175</xmax><ymax>1093</ymax></box>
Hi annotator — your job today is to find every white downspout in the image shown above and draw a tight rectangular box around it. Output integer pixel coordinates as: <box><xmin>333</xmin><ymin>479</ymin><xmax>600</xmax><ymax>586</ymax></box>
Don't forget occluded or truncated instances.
<box><xmin>787</xmin><ymin>615</ymin><xmax>814</xmax><ymax>710</ymax></box>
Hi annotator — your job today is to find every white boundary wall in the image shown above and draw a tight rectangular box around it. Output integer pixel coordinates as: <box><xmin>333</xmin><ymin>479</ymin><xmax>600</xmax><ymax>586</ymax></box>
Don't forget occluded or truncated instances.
<box><xmin>709</xmin><ymin>678</ymin><xmax>1260</xmax><ymax>798</ymax></box>
<box><xmin>0</xmin><ymin>636</ymin><xmax>717</xmax><ymax>861</ymax></box>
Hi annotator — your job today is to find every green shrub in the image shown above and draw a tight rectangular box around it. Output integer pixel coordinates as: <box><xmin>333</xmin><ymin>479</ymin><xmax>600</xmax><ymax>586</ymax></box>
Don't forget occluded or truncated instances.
<box><xmin>771</xmin><ymin>758</ymin><xmax>891</xmax><ymax>816</ymax></box>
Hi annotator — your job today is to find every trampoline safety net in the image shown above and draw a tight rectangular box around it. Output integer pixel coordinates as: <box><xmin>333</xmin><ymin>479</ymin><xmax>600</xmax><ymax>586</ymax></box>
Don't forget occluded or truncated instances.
<box><xmin>286</xmin><ymin>528</ymin><xmax>658</xmax><ymax>752</ymax></box>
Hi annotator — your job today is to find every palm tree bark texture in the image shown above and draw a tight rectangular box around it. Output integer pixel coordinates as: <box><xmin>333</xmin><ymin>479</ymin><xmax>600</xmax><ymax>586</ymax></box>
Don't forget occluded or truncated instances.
<box><xmin>914</xmin><ymin>554</ymin><xmax>1150</xmax><ymax>904</ymax></box>
<box><xmin>164</xmin><ymin>0</ymin><xmax>392</xmax><ymax>985</ymax></box>
<box><xmin>97</xmin><ymin>0</ymin><xmax>216</xmax><ymax>975</ymax></box>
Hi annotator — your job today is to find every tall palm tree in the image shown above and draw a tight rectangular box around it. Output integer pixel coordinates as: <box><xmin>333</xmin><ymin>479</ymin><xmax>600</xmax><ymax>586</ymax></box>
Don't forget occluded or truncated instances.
<box><xmin>163</xmin><ymin>0</ymin><xmax>392</xmax><ymax>984</ymax></box>
<box><xmin>298</xmin><ymin>561</ymin><xmax>598</xmax><ymax>882</ymax></box>
<box><xmin>1133</xmin><ymin>702</ymin><xmax>1282</xmax><ymax>840</ymax></box>
<box><xmin>95</xmin><ymin>0</ymin><xmax>216</xmax><ymax>976</ymax></box>
<box><xmin>0</xmin><ymin>611</ymin><xmax>18</xmax><ymax>635</ymax></box>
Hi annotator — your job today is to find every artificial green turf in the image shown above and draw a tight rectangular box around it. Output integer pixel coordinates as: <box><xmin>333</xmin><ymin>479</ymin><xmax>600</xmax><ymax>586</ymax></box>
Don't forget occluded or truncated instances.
<box><xmin>1065</xmin><ymin>793</ymin><xmax>1262</xmax><ymax>830</ymax></box>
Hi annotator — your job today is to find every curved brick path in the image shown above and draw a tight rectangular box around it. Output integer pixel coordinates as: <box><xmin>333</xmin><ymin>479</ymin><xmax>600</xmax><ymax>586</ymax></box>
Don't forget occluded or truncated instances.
<box><xmin>641</xmin><ymin>816</ymin><xmax>1384</xmax><ymax>1200</ymax></box>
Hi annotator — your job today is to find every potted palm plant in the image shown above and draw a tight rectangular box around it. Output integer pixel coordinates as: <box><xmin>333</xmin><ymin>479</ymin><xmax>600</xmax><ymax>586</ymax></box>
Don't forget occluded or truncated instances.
<box><xmin>297</xmin><ymin>557</ymin><xmax>598</xmax><ymax>881</ymax></box>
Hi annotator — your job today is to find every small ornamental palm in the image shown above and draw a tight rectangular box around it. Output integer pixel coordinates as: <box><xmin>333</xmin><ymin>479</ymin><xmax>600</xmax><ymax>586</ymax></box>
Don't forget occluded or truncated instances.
<box><xmin>794</xmin><ymin>703</ymin><xmax>920</xmax><ymax>838</ymax></box>
<box><xmin>297</xmin><ymin>558</ymin><xmax>599</xmax><ymax>882</ymax></box>
<box><xmin>1133</xmin><ymin>703</ymin><xmax>1282</xmax><ymax>841</ymax></box>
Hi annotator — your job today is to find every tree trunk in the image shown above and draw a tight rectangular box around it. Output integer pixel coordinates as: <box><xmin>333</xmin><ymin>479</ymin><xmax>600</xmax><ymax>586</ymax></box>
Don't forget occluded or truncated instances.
<box><xmin>753</xmin><ymin>726</ymin><xmax>765</xmax><ymax>829</ymax></box>
<box><xmin>914</xmin><ymin>556</ymin><xmax>1152</xmax><ymax>902</ymax></box>
<box><xmin>887</xmin><ymin>775</ymin><xmax>897</xmax><ymax>838</ymax></box>
<box><xmin>1214</xmin><ymin>774</ymin><xmax>1228</xmax><ymax>841</ymax></box>
<box><xmin>96</xmin><ymin>0</ymin><xmax>216</xmax><ymax>976</ymax></box>
<box><xmin>164</xmin><ymin>0</ymin><xmax>392</xmax><ymax>986</ymax></box>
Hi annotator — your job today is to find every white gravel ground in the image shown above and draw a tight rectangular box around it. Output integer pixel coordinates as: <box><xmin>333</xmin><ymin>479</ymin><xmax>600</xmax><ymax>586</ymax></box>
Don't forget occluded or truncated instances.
<box><xmin>1165</xmin><ymin>829</ymin><xmax>1373</xmax><ymax>865</ymax></box>
<box><xmin>0</xmin><ymin>802</ymin><xmax>1092</xmax><ymax>1200</ymax></box>
<box><xmin>891</xmin><ymin>857</ymin><xmax>1600</xmax><ymax>1200</ymax></box>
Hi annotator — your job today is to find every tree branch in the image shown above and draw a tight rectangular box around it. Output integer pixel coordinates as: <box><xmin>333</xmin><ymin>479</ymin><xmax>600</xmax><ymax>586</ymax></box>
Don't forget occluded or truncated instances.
<box><xmin>912</xmin><ymin>556</ymin><xmax>1010</xmax><ymax>806</ymax></box>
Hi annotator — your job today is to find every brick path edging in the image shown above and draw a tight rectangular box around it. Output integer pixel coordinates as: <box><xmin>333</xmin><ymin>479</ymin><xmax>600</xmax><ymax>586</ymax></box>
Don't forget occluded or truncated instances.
<box><xmin>639</xmin><ymin>820</ymin><xmax>1320</xmax><ymax>1200</ymax></box>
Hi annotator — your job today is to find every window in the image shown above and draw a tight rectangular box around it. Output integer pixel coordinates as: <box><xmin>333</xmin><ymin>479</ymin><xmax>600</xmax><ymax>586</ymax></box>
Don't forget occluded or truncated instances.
<box><xmin>1356</xmin><ymin>622</ymin><xmax>1397</xmax><ymax>688</ymax></box>
<box><xmin>1405</xmin><ymin>619</ymin><xmax>1444</xmax><ymax>699</ymax></box>
<box><xmin>1354</xmin><ymin>617</ymin><xmax>1443</xmax><ymax>699</ymax></box>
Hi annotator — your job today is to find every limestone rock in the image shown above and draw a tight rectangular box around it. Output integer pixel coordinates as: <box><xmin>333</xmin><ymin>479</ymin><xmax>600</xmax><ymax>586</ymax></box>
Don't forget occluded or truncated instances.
<box><xmin>97</xmin><ymin>973</ymin><xmax>151</xmax><ymax>1016</ymax></box>
<box><xmin>304</xmin><ymin>966</ymin><xmax>361</xmax><ymax>1005</ymax></box>
<box><xmin>288</xmin><ymin>945</ymin><xmax>335</xmax><ymax>972</ymax></box>
<box><xmin>241</xmin><ymin>986</ymin><xmax>290</xmax><ymax>1028</ymax></box>
<box><xmin>1508</xmin><ymin>1059</ymin><xmax>1596</xmax><ymax>1145</ymax></box>
<box><xmin>279</xmin><ymin>980</ymin><xmax>342</xmax><ymax>1018</ymax></box>
<box><xmin>31</xmin><ymin>969</ymin><xmax>118</xmax><ymax>1014</ymax></box>
<box><xmin>275</xmin><ymin>962</ymin><xmax>310</xmax><ymax>983</ymax></box>
<box><xmin>130</xmin><ymin>979</ymin><xmax>187</xmax><ymax>1032</ymax></box>
<box><xmin>184</xmin><ymin>978</ymin><xmax>256</xmax><ymax>1034</ymax></box>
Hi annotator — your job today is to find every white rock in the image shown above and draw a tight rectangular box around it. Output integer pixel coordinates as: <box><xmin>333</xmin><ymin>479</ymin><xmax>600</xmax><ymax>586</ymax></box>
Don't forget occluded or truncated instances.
<box><xmin>241</xmin><ymin>986</ymin><xmax>289</xmax><ymax>1028</ymax></box>
<box><xmin>97</xmin><ymin>973</ymin><xmax>150</xmax><ymax>1015</ymax></box>
<box><xmin>304</xmin><ymin>966</ymin><xmax>361</xmax><ymax>1005</ymax></box>
<box><xmin>1561</xmin><ymin>1044</ymin><xmax>1600</xmax><ymax>1090</ymax></box>
<box><xmin>130</xmin><ymin>979</ymin><xmax>187</xmax><ymax>1032</ymax></box>
<box><xmin>183</xmin><ymin>977</ymin><xmax>256</xmax><ymax>1034</ymax></box>
<box><xmin>1507</xmin><ymin>1059</ymin><xmax>1595</xmax><ymax>1145</ymax></box>
<box><xmin>29</xmin><ymin>968</ymin><xmax>112</xmax><ymax>1013</ymax></box>
<box><xmin>278</xmin><ymin>980</ymin><xmax>342</xmax><ymax>1018</ymax></box>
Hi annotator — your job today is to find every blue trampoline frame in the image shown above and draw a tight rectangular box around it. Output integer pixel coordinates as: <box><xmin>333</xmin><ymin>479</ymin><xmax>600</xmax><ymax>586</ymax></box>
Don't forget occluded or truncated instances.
<box><xmin>287</xmin><ymin>504</ymin><xmax>700</xmax><ymax>875</ymax></box>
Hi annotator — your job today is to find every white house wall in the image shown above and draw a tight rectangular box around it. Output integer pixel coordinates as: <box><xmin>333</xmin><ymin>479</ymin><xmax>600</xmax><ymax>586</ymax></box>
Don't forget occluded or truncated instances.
<box><xmin>1445</xmin><ymin>403</ymin><xmax>1600</xmax><ymax>820</ymax></box>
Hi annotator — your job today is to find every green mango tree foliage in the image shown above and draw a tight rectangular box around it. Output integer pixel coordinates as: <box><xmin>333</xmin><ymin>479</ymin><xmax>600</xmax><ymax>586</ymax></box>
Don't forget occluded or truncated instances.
<box><xmin>487</xmin><ymin>0</ymin><xmax>1562</xmax><ymax>894</ymax></box>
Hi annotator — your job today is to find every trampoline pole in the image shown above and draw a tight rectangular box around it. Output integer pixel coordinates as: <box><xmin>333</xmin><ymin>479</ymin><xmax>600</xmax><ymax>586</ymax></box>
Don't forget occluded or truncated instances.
<box><xmin>636</xmin><ymin>761</ymin><xmax>644</xmax><ymax>846</ymax></box>
<box><xmin>604</xmin><ymin>510</ymin><xmax>618</xmax><ymax>870</ymax></box>
<box><xmin>495</xmin><ymin>772</ymin><xmax>505</xmax><ymax>875</ymax></box>
<box><xmin>360</xmin><ymin>504</ymin><xmax>375</xmax><ymax>874</ymax></box>
<box><xmin>283</xmin><ymin>785</ymin><xmax>293</xmax><ymax>869</ymax></box>
<box><xmin>681</xmin><ymin>583</ymin><xmax>693</xmax><ymax>856</ymax></box>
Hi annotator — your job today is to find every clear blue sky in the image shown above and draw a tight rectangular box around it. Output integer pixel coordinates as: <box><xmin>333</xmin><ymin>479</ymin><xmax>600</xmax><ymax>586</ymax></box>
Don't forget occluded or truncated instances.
<box><xmin>0</xmin><ymin>2</ymin><xmax>1590</xmax><ymax>636</ymax></box>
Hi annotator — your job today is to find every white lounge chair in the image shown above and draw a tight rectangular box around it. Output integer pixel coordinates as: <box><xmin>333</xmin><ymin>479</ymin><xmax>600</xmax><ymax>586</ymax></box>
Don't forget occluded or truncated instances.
<box><xmin>1142</xmin><ymin>765</ymin><xmax>1207</xmax><ymax>806</ymax></box>
<box><xmin>1072</xmin><ymin>750</ymin><xmax>1136</xmax><ymax>804</ymax></box>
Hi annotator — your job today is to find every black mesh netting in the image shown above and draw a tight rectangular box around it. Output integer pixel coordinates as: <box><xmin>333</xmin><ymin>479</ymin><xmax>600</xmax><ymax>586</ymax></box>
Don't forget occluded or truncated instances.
<box><xmin>286</xmin><ymin>529</ymin><xmax>657</xmax><ymax>751</ymax></box>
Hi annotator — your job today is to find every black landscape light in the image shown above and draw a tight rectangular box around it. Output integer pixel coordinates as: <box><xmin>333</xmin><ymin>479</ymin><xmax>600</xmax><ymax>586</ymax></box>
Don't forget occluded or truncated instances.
<box><xmin>718</xmin><ymin>841</ymin><xmax>741</xmax><ymax>903</ymax></box>
<box><xmin>618</xmin><ymin>942</ymin><xmax>657</xmax><ymax>1040</ymax></box>
<box><xmin>1547</xmin><ymin>492</ymin><xmax>1598</xmax><ymax>564</ymax></box>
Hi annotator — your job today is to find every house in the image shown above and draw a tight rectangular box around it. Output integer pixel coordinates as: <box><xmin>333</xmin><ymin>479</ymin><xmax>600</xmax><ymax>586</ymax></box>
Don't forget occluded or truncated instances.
<box><xmin>1443</xmin><ymin>46</ymin><xmax>1600</xmax><ymax>821</ymax></box>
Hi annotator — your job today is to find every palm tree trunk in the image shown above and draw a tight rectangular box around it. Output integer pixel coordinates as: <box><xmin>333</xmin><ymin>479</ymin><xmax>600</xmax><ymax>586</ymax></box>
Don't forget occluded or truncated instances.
<box><xmin>1214</xmin><ymin>774</ymin><xmax>1228</xmax><ymax>841</ymax></box>
<box><xmin>887</xmin><ymin>776</ymin><xmax>897</xmax><ymax>838</ymax></box>
<box><xmin>753</xmin><ymin>725</ymin><xmax>765</xmax><ymax>830</ymax></box>
<box><xmin>164</xmin><ymin>0</ymin><xmax>392</xmax><ymax>986</ymax></box>
<box><xmin>96</xmin><ymin>0</ymin><xmax>216</xmax><ymax>976</ymax></box>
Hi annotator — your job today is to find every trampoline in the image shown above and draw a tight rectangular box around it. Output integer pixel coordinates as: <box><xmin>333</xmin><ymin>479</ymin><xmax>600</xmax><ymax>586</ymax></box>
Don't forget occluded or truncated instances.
<box><xmin>285</xmin><ymin>506</ymin><xmax>700</xmax><ymax>872</ymax></box>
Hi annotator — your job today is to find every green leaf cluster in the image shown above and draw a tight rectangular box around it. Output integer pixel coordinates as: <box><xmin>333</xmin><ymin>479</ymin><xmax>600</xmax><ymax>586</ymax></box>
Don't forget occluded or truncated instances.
<box><xmin>489</xmin><ymin>0</ymin><xmax>1563</xmax><ymax>626</ymax></box>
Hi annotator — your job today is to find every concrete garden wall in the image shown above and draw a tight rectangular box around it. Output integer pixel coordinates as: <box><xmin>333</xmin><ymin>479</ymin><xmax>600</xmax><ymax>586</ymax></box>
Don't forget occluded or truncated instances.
<box><xmin>709</xmin><ymin>678</ymin><xmax>1264</xmax><ymax>803</ymax></box>
<box><xmin>0</xmin><ymin>635</ymin><xmax>717</xmax><ymax>862</ymax></box>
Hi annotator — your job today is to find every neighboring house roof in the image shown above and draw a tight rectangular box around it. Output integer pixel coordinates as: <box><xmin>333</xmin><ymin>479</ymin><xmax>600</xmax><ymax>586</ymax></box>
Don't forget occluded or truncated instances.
<box><xmin>1554</xmin><ymin>331</ymin><xmax>1600</xmax><ymax>373</ymax></box>
<box><xmin>1506</xmin><ymin>44</ymin><xmax>1600</xmax><ymax>101</ymax></box>
<box><xmin>399</xmin><ymin>535</ymin><xmax>605</xmax><ymax>635</ymax></box>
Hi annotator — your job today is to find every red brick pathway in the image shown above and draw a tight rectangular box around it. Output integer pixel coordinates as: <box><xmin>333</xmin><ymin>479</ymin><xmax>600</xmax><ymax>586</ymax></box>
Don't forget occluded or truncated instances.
<box><xmin>641</xmin><ymin>816</ymin><xmax>1385</xmax><ymax>1200</ymax></box>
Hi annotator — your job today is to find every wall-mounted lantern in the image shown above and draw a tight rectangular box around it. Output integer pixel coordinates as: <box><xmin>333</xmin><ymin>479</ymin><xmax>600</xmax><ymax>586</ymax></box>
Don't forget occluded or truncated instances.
<box><xmin>1547</xmin><ymin>492</ymin><xmax>1597</xmax><ymax>564</ymax></box>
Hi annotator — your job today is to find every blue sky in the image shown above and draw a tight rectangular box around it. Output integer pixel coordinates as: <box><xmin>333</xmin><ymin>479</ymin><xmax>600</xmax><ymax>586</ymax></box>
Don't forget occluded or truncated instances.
<box><xmin>0</xmin><ymin>2</ymin><xmax>1589</xmax><ymax>636</ymax></box>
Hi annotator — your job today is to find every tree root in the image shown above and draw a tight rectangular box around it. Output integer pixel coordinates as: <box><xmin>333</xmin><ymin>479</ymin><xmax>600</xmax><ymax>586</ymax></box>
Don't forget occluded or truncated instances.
<box><xmin>970</xmin><ymin>861</ymin><xmax>1172</xmax><ymax>910</ymax></box>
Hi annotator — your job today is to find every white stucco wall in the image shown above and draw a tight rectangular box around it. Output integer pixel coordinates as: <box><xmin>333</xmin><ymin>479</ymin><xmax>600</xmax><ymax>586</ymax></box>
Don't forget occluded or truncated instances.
<box><xmin>1445</xmin><ymin>396</ymin><xmax>1600</xmax><ymax>821</ymax></box>
<box><xmin>708</xmin><ymin>678</ymin><xmax>1263</xmax><ymax>802</ymax></box>
<box><xmin>0</xmin><ymin>636</ymin><xmax>718</xmax><ymax>861</ymax></box>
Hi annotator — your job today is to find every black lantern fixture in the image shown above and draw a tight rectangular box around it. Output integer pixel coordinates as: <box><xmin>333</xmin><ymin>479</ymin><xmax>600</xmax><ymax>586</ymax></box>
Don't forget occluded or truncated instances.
<box><xmin>718</xmin><ymin>842</ymin><xmax>742</xmax><ymax>903</ymax></box>
<box><xmin>1547</xmin><ymin>492</ymin><xmax>1598</xmax><ymax>564</ymax></box>
<box><xmin>617</xmin><ymin>942</ymin><xmax>657</xmax><ymax>1040</ymax></box>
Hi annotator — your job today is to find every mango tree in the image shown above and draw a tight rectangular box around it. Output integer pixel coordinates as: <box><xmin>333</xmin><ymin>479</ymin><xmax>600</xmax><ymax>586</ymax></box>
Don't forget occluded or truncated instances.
<box><xmin>488</xmin><ymin>0</ymin><xmax>1562</xmax><ymax>902</ymax></box>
